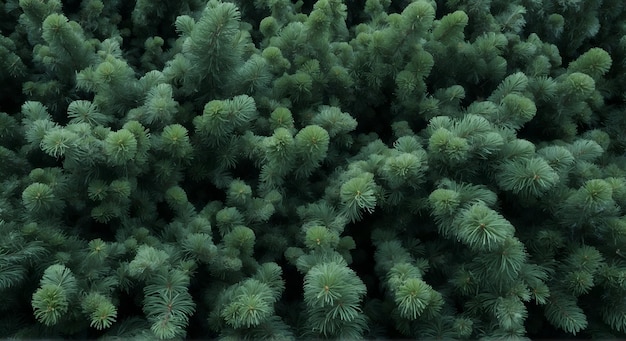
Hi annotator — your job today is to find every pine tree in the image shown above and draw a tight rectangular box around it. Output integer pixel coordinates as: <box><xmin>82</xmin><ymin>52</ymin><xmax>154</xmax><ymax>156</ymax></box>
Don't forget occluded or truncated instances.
<box><xmin>3</xmin><ymin>0</ymin><xmax>626</xmax><ymax>338</ymax></box>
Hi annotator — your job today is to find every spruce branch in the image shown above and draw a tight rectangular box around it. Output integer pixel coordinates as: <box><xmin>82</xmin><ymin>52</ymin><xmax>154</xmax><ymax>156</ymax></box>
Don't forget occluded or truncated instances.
<box><xmin>143</xmin><ymin>269</ymin><xmax>195</xmax><ymax>339</ymax></box>
<box><xmin>544</xmin><ymin>293</ymin><xmax>588</xmax><ymax>335</ymax></box>
<box><xmin>339</xmin><ymin>173</ymin><xmax>378</xmax><ymax>222</ymax></box>
<box><xmin>303</xmin><ymin>259</ymin><xmax>368</xmax><ymax>338</ymax></box>
<box><xmin>31</xmin><ymin>264</ymin><xmax>78</xmax><ymax>327</ymax></box>
<box><xmin>81</xmin><ymin>292</ymin><xmax>117</xmax><ymax>330</ymax></box>
<box><xmin>454</xmin><ymin>202</ymin><xmax>515</xmax><ymax>251</ymax></box>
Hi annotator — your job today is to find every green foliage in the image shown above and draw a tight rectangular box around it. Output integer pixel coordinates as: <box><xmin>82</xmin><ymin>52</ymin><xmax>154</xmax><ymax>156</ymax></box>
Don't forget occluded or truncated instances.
<box><xmin>128</xmin><ymin>245</ymin><xmax>170</xmax><ymax>279</ymax></box>
<box><xmin>67</xmin><ymin>100</ymin><xmax>111</xmax><ymax>126</ymax></box>
<box><xmin>433</xmin><ymin>10</ymin><xmax>468</xmax><ymax>43</ymax></box>
<box><xmin>544</xmin><ymin>293</ymin><xmax>588</xmax><ymax>335</ymax></box>
<box><xmin>81</xmin><ymin>292</ymin><xmax>118</xmax><ymax>330</ymax></box>
<box><xmin>429</xmin><ymin>188</ymin><xmax>461</xmax><ymax>219</ymax></box>
<box><xmin>339</xmin><ymin>173</ymin><xmax>378</xmax><ymax>222</ymax></box>
<box><xmin>227</xmin><ymin>179</ymin><xmax>252</xmax><ymax>206</ymax></box>
<box><xmin>223</xmin><ymin>225</ymin><xmax>256</xmax><ymax>256</ymax></box>
<box><xmin>568</xmin><ymin>47</ymin><xmax>612</xmax><ymax>80</ymax></box>
<box><xmin>380</xmin><ymin>149</ymin><xmax>428</xmax><ymax>189</ymax></box>
<box><xmin>22</xmin><ymin>182</ymin><xmax>57</xmax><ymax>212</ymax></box>
<box><xmin>311</xmin><ymin>106</ymin><xmax>358</xmax><ymax>137</ymax></box>
<box><xmin>143</xmin><ymin>269</ymin><xmax>195</xmax><ymax>339</ymax></box>
<box><xmin>303</xmin><ymin>259</ymin><xmax>368</xmax><ymax>338</ymax></box>
<box><xmin>40</xmin><ymin>128</ymin><xmax>76</xmax><ymax>158</ymax></box>
<box><xmin>182</xmin><ymin>233</ymin><xmax>217</xmax><ymax>263</ymax></box>
<box><xmin>454</xmin><ymin>202</ymin><xmax>516</xmax><ymax>251</ymax></box>
<box><xmin>294</xmin><ymin>125</ymin><xmax>330</xmax><ymax>177</ymax></box>
<box><xmin>220</xmin><ymin>279</ymin><xmax>276</xmax><ymax>329</ymax></box>
<box><xmin>143</xmin><ymin>84</ymin><xmax>178</xmax><ymax>127</ymax></box>
<box><xmin>304</xmin><ymin>225</ymin><xmax>340</xmax><ymax>250</ymax></box>
<box><xmin>3</xmin><ymin>0</ymin><xmax>626</xmax><ymax>339</ymax></box>
<box><xmin>216</xmin><ymin>207</ymin><xmax>245</xmax><ymax>235</ymax></box>
<box><xmin>193</xmin><ymin>95</ymin><xmax>257</xmax><ymax>146</ymax></box>
<box><xmin>40</xmin><ymin>12</ymin><xmax>93</xmax><ymax>82</ymax></box>
<box><xmin>428</xmin><ymin>127</ymin><xmax>470</xmax><ymax>164</ymax></box>
<box><xmin>496</xmin><ymin>157</ymin><xmax>560</xmax><ymax>197</ymax></box>
<box><xmin>394</xmin><ymin>278</ymin><xmax>435</xmax><ymax>319</ymax></box>
<box><xmin>32</xmin><ymin>284</ymin><xmax>69</xmax><ymax>326</ymax></box>
<box><xmin>31</xmin><ymin>264</ymin><xmax>78</xmax><ymax>326</ymax></box>
<box><xmin>263</xmin><ymin>127</ymin><xmax>295</xmax><ymax>173</ymax></box>
<box><xmin>561</xmin><ymin>72</ymin><xmax>596</xmax><ymax>99</ymax></box>
<box><xmin>103</xmin><ymin>129</ymin><xmax>138</xmax><ymax>165</ymax></box>
<box><xmin>181</xmin><ymin>0</ymin><xmax>244</xmax><ymax>95</ymax></box>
